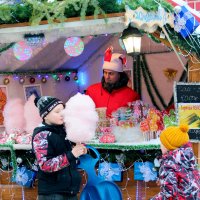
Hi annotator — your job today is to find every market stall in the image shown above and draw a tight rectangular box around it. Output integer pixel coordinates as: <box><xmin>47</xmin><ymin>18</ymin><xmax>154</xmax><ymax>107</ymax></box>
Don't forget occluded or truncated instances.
<box><xmin>0</xmin><ymin>0</ymin><xmax>200</xmax><ymax>199</ymax></box>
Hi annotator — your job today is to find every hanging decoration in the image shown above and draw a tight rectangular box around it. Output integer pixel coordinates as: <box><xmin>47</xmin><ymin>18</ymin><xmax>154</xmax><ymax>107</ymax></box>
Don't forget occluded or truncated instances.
<box><xmin>0</xmin><ymin>69</ymin><xmax>78</xmax><ymax>84</ymax></box>
<box><xmin>167</xmin><ymin>0</ymin><xmax>200</xmax><ymax>23</ymax></box>
<box><xmin>124</xmin><ymin>5</ymin><xmax>174</xmax><ymax>33</ymax></box>
<box><xmin>55</xmin><ymin>76</ymin><xmax>60</xmax><ymax>82</ymax></box>
<box><xmin>24</xmin><ymin>33</ymin><xmax>45</xmax><ymax>47</ymax></box>
<box><xmin>19</xmin><ymin>77</ymin><xmax>25</xmax><ymax>84</ymax></box>
<box><xmin>13</xmin><ymin>41</ymin><xmax>32</xmax><ymax>61</ymax></box>
<box><xmin>14</xmin><ymin>166</ymin><xmax>36</xmax><ymax>188</ymax></box>
<box><xmin>73</xmin><ymin>74</ymin><xmax>78</xmax><ymax>81</ymax></box>
<box><xmin>41</xmin><ymin>77</ymin><xmax>47</xmax><ymax>83</ymax></box>
<box><xmin>174</xmin><ymin>6</ymin><xmax>199</xmax><ymax>38</ymax></box>
<box><xmin>64</xmin><ymin>37</ymin><xmax>84</xmax><ymax>57</ymax></box>
<box><xmin>65</xmin><ymin>75</ymin><xmax>70</xmax><ymax>81</ymax></box>
<box><xmin>3</xmin><ymin>77</ymin><xmax>10</xmax><ymax>85</ymax></box>
<box><xmin>163</xmin><ymin>68</ymin><xmax>177</xmax><ymax>81</ymax></box>
<box><xmin>141</xmin><ymin>55</ymin><xmax>168</xmax><ymax>110</ymax></box>
<box><xmin>29</xmin><ymin>77</ymin><xmax>35</xmax><ymax>84</ymax></box>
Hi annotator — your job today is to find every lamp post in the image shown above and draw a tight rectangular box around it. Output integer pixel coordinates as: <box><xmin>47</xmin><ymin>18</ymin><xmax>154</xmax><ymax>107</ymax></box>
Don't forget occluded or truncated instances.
<box><xmin>120</xmin><ymin>25</ymin><xmax>142</xmax><ymax>96</ymax></box>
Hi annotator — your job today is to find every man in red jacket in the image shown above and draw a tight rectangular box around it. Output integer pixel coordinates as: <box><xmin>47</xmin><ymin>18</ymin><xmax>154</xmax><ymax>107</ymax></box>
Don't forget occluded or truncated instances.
<box><xmin>86</xmin><ymin>47</ymin><xmax>140</xmax><ymax>117</ymax></box>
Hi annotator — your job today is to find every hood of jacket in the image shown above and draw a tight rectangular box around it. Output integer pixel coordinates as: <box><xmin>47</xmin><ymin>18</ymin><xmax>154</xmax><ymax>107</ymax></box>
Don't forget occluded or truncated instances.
<box><xmin>162</xmin><ymin>142</ymin><xmax>197</xmax><ymax>170</ymax></box>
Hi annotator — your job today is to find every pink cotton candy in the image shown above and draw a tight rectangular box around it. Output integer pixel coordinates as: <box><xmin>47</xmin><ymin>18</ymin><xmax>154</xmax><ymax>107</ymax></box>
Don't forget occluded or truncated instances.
<box><xmin>24</xmin><ymin>95</ymin><xmax>42</xmax><ymax>134</ymax></box>
<box><xmin>3</xmin><ymin>99</ymin><xmax>26</xmax><ymax>134</ymax></box>
<box><xmin>63</xmin><ymin>93</ymin><xmax>99</xmax><ymax>143</ymax></box>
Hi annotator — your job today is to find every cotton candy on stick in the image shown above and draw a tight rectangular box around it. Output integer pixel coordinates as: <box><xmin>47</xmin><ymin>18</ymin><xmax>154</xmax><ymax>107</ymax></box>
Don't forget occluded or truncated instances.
<box><xmin>63</xmin><ymin>93</ymin><xmax>99</xmax><ymax>143</ymax></box>
<box><xmin>3</xmin><ymin>99</ymin><xmax>26</xmax><ymax>134</ymax></box>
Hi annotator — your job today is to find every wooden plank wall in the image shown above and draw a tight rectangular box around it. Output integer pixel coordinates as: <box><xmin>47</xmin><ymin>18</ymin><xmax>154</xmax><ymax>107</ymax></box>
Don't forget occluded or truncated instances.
<box><xmin>0</xmin><ymin>169</ymin><xmax>160</xmax><ymax>199</ymax></box>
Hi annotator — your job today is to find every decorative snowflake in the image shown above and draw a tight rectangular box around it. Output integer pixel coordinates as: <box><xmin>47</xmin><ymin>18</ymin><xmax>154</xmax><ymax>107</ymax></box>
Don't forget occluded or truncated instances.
<box><xmin>16</xmin><ymin>167</ymin><xmax>29</xmax><ymax>186</ymax></box>
<box><xmin>99</xmin><ymin>162</ymin><xmax>121</xmax><ymax>181</ymax></box>
<box><xmin>174</xmin><ymin>15</ymin><xmax>186</xmax><ymax>32</ymax></box>
<box><xmin>184</xmin><ymin>11</ymin><xmax>193</xmax><ymax>20</ymax></box>
<box><xmin>139</xmin><ymin>162</ymin><xmax>157</xmax><ymax>182</ymax></box>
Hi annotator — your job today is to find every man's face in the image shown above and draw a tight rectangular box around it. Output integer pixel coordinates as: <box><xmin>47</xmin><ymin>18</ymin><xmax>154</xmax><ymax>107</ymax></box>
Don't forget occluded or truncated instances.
<box><xmin>103</xmin><ymin>69</ymin><xmax>120</xmax><ymax>84</ymax></box>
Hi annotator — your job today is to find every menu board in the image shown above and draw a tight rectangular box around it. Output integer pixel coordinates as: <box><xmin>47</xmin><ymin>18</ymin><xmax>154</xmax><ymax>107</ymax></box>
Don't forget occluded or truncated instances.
<box><xmin>174</xmin><ymin>82</ymin><xmax>200</xmax><ymax>141</ymax></box>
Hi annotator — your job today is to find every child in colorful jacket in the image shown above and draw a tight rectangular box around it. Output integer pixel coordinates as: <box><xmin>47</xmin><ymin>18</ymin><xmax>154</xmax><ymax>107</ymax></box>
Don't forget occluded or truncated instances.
<box><xmin>32</xmin><ymin>96</ymin><xmax>87</xmax><ymax>200</ymax></box>
<box><xmin>151</xmin><ymin>124</ymin><xmax>200</xmax><ymax>200</ymax></box>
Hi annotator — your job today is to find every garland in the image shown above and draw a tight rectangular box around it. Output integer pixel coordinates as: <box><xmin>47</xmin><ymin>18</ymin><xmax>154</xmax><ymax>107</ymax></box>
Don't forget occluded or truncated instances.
<box><xmin>137</xmin><ymin>55</ymin><xmax>142</xmax><ymax>97</ymax></box>
<box><xmin>0</xmin><ymin>0</ymin><xmax>173</xmax><ymax>25</ymax></box>
<box><xmin>133</xmin><ymin>55</ymin><xmax>142</xmax><ymax>97</ymax></box>
<box><xmin>0</xmin><ymin>69</ymin><xmax>77</xmax><ymax>76</ymax></box>
<box><xmin>142</xmin><ymin>55</ymin><xmax>167</xmax><ymax>108</ymax></box>
<box><xmin>0</xmin><ymin>42</ymin><xmax>15</xmax><ymax>54</ymax></box>
<box><xmin>141</xmin><ymin>57</ymin><xmax>161</xmax><ymax>110</ymax></box>
<box><xmin>133</xmin><ymin>58</ymin><xmax>137</xmax><ymax>92</ymax></box>
<box><xmin>87</xmin><ymin>142</ymin><xmax>160</xmax><ymax>150</ymax></box>
<box><xmin>99</xmin><ymin>148</ymin><xmax>161</xmax><ymax>164</ymax></box>
<box><xmin>0</xmin><ymin>144</ymin><xmax>17</xmax><ymax>178</ymax></box>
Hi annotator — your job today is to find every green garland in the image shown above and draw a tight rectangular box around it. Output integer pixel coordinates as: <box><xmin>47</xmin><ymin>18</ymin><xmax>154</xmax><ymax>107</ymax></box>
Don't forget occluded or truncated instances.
<box><xmin>0</xmin><ymin>0</ymin><xmax>173</xmax><ymax>25</ymax></box>
<box><xmin>142</xmin><ymin>55</ymin><xmax>167</xmax><ymax>108</ymax></box>
<box><xmin>133</xmin><ymin>58</ymin><xmax>137</xmax><ymax>92</ymax></box>
<box><xmin>0</xmin><ymin>42</ymin><xmax>15</xmax><ymax>54</ymax></box>
<box><xmin>0</xmin><ymin>144</ymin><xmax>17</xmax><ymax>178</ymax></box>
<box><xmin>141</xmin><ymin>57</ymin><xmax>161</xmax><ymax>110</ymax></box>
<box><xmin>137</xmin><ymin>55</ymin><xmax>142</xmax><ymax>97</ymax></box>
<box><xmin>0</xmin><ymin>69</ymin><xmax>77</xmax><ymax>76</ymax></box>
<box><xmin>87</xmin><ymin>142</ymin><xmax>160</xmax><ymax>150</ymax></box>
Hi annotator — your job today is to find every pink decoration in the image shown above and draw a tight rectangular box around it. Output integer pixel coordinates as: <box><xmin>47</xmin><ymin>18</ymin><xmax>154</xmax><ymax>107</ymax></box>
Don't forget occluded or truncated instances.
<box><xmin>64</xmin><ymin>37</ymin><xmax>84</xmax><ymax>57</ymax></box>
<box><xmin>3</xmin><ymin>99</ymin><xmax>26</xmax><ymax>135</ymax></box>
<box><xmin>13</xmin><ymin>41</ymin><xmax>32</xmax><ymax>61</ymax></box>
<box><xmin>24</xmin><ymin>95</ymin><xmax>42</xmax><ymax>134</ymax></box>
<box><xmin>99</xmin><ymin>133</ymin><xmax>115</xmax><ymax>143</ymax></box>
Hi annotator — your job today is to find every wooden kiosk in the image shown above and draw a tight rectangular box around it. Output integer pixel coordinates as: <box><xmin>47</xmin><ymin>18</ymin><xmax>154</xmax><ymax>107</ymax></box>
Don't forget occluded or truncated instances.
<box><xmin>0</xmin><ymin>1</ymin><xmax>200</xmax><ymax>200</ymax></box>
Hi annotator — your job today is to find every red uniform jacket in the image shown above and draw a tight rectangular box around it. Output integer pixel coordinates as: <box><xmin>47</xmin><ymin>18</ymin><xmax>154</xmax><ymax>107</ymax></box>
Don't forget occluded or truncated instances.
<box><xmin>86</xmin><ymin>83</ymin><xmax>140</xmax><ymax>117</ymax></box>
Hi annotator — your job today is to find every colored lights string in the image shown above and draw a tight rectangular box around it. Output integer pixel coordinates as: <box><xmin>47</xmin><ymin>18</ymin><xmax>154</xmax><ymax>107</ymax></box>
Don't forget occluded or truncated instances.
<box><xmin>0</xmin><ymin>70</ymin><xmax>79</xmax><ymax>85</ymax></box>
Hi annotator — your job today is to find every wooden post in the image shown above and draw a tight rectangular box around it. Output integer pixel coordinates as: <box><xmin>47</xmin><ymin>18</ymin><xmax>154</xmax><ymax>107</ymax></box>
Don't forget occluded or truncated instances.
<box><xmin>188</xmin><ymin>56</ymin><xmax>200</xmax><ymax>164</ymax></box>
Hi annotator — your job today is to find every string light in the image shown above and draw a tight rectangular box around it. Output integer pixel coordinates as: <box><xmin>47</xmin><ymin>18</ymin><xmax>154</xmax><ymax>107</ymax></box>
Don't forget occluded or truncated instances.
<box><xmin>0</xmin><ymin>70</ymin><xmax>79</xmax><ymax>84</ymax></box>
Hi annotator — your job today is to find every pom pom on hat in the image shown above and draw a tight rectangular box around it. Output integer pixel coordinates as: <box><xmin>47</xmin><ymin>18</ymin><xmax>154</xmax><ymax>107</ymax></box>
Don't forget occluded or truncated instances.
<box><xmin>103</xmin><ymin>46</ymin><xmax>127</xmax><ymax>72</ymax></box>
<box><xmin>160</xmin><ymin>124</ymin><xmax>189</xmax><ymax>150</ymax></box>
<box><xmin>34</xmin><ymin>96</ymin><xmax>63</xmax><ymax>118</ymax></box>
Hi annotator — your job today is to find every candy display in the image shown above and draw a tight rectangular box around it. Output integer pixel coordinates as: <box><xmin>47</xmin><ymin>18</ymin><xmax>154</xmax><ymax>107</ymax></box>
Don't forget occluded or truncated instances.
<box><xmin>96</xmin><ymin>100</ymin><xmax>165</xmax><ymax>143</ymax></box>
<box><xmin>99</xmin><ymin>127</ymin><xmax>115</xmax><ymax>143</ymax></box>
<box><xmin>140</xmin><ymin>108</ymin><xmax>165</xmax><ymax>141</ymax></box>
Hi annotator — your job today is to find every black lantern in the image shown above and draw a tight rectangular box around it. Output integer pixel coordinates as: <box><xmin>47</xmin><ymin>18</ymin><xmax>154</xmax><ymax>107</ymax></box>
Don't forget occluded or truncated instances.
<box><xmin>120</xmin><ymin>25</ymin><xmax>142</xmax><ymax>56</ymax></box>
